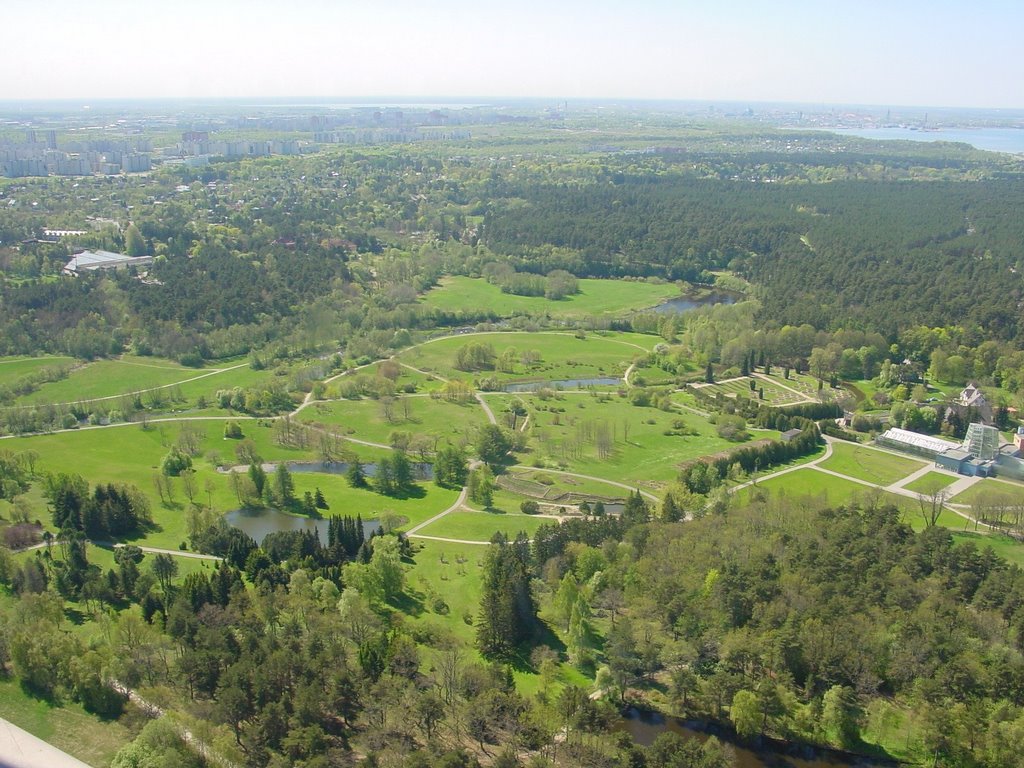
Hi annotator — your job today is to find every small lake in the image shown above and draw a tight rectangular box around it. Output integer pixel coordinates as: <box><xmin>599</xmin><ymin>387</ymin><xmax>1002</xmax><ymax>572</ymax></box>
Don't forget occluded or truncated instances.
<box><xmin>650</xmin><ymin>292</ymin><xmax>739</xmax><ymax>314</ymax></box>
<box><xmin>224</xmin><ymin>507</ymin><xmax>381</xmax><ymax>545</ymax></box>
<box><xmin>504</xmin><ymin>377</ymin><xmax>621</xmax><ymax>392</ymax></box>
<box><xmin>618</xmin><ymin>707</ymin><xmax>889</xmax><ymax>768</ymax></box>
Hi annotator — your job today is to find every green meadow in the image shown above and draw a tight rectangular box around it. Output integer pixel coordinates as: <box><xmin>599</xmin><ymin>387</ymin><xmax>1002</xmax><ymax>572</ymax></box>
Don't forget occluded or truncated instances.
<box><xmin>297</xmin><ymin>395</ymin><xmax>489</xmax><ymax>448</ymax></box>
<box><xmin>950</xmin><ymin>476</ymin><xmax>1024</xmax><ymax>505</ymax></box>
<box><xmin>15</xmin><ymin>356</ymin><xmax>206</xmax><ymax>405</ymax></box>
<box><xmin>819</xmin><ymin>442</ymin><xmax>927</xmax><ymax>486</ymax></box>
<box><xmin>490</xmin><ymin>390</ymin><xmax>763</xmax><ymax>488</ymax></box>
<box><xmin>413</xmin><ymin>509</ymin><xmax>548</xmax><ymax>542</ymax></box>
<box><xmin>2</xmin><ymin>418</ymin><xmax>455</xmax><ymax>549</ymax></box>
<box><xmin>396</xmin><ymin>331</ymin><xmax>655</xmax><ymax>385</ymax></box>
<box><xmin>421</xmin><ymin>275</ymin><xmax>681</xmax><ymax>318</ymax></box>
<box><xmin>903</xmin><ymin>471</ymin><xmax>958</xmax><ymax>495</ymax></box>
<box><xmin>0</xmin><ymin>355</ymin><xmax>77</xmax><ymax>386</ymax></box>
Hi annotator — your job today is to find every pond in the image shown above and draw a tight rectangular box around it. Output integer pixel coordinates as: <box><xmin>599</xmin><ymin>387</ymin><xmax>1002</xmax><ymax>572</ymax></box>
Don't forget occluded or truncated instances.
<box><xmin>223</xmin><ymin>507</ymin><xmax>381</xmax><ymax>545</ymax></box>
<box><xmin>503</xmin><ymin>377</ymin><xmax>622</xmax><ymax>392</ymax></box>
<box><xmin>650</xmin><ymin>291</ymin><xmax>740</xmax><ymax>314</ymax></box>
<box><xmin>618</xmin><ymin>707</ymin><xmax>891</xmax><ymax>768</ymax></box>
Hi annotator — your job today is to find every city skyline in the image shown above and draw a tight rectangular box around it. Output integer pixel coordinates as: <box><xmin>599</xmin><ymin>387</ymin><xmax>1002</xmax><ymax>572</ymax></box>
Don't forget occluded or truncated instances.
<box><xmin>4</xmin><ymin>0</ymin><xmax>1023</xmax><ymax>109</ymax></box>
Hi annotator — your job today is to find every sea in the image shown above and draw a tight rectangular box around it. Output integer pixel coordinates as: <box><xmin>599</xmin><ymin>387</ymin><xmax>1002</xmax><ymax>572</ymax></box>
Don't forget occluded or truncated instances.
<box><xmin>824</xmin><ymin>126</ymin><xmax>1024</xmax><ymax>155</ymax></box>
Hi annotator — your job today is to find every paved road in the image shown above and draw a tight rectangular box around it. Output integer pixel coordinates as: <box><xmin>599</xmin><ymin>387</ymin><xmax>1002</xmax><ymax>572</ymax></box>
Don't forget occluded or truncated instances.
<box><xmin>0</xmin><ymin>716</ymin><xmax>93</xmax><ymax>768</ymax></box>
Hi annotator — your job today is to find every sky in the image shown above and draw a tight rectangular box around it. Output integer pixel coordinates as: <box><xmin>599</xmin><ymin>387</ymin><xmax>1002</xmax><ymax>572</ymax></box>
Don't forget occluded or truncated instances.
<box><xmin>4</xmin><ymin>0</ymin><xmax>1023</xmax><ymax>108</ymax></box>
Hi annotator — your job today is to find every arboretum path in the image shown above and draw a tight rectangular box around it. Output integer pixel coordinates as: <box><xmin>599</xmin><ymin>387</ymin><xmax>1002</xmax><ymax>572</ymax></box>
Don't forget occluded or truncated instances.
<box><xmin>732</xmin><ymin>436</ymin><xmax>995</xmax><ymax>530</ymax></box>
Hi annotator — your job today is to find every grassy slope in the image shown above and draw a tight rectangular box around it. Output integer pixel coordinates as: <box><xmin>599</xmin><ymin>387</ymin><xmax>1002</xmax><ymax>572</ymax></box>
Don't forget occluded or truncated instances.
<box><xmin>16</xmin><ymin>357</ymin><xmax>201</xmax><ymax>405</ymax></box>
<box><xmin>421</xmin><ymin>276</ymin><xmax>680</xmax><ymax>318</ymax></box>
<box><xmin>0</xmin><ymin>677</ymin><xmax>140</xmax><ymax>768</ymax></box>
<box><xmin>0</xmin><ymin>356</ymin><xmax>76</xmax><ymax>386</ymax></box>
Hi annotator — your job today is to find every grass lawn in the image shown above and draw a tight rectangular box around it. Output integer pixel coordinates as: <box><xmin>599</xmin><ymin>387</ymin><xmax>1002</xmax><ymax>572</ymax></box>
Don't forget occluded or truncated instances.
<box><xmin>4</xmin><ymin>419</ymin><xmax>320</xmax><ymax>549</ymax></box>
<box><xmin>15</xmin><ymin>357</ymin><xmax>203</xmax><ymax>405</ymax></box>
<box><xmin>819</xmin><ymin>442</ymin><xmax>927</xmax><ymax>486</ymax></box>
<box><xmin>359</xmin><ymin>360</ymin><xmax>446</xmax><ymax>393</ymax></box>
<box><xmin>0</xmin><ymin>677</ymin><xmax>140</xmax><ymax>768</ymax></box>
<box><xmin>288</xmin><ymin>474</ymin><xmax>460</xmax><ymax>532</ymax></box>
<box><xmin>415</xmin><ymin>508</ymin><xmax>548</xmax><ymax>542</ymax></box>
<box><xmin>420</xmin><ymin>276</ymin><xmax>681</xmax><ymax>318</ymax></box>
<box><xmin>490</xmin><ymin>390</ymin><xmax>755</xmax><ymax>490</ymax></box>
<box><xmin>903</xmin><ymin>471</ymin><xmax>958</xmax><ymax>496</ymax></box>
<box><xmin>949</xmin><ymin>477</ymin><xmax>1024</xmax><ymax>505</ymax></box>
<box><xmin>297</xmin><ymin>395</ymin><xmax>489</xmax><ymax>447</ymax></box>
<box><xmin>8</xmin><ymin>354</ymin><xmax>307</xmax><ymax>417</ymax></box>
<box><xmin>739</xmin><ymin>467</ymin><xmax>879</xmax><ymax>506</ymax></box>
<box><xmin>397</xmin><ymin>331</ymin><xmax>656</xmax><ymax>386</ymax></box>
<box><xmin>405</xmin><ymin>540</ymin><xmax>487</xmax><ymax>646</ymax></box>
<box><xmin>0</xmin><ymin>355</ymin><xmax>76</xmax><ymax>387</ymax></box>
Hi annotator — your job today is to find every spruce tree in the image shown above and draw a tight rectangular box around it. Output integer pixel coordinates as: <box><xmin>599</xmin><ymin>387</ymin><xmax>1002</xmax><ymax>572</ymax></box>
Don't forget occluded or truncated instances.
<box><xmin>346</xmin><ymin>460</ymin><xmax>366</xmax><ymax>489</ymax></box>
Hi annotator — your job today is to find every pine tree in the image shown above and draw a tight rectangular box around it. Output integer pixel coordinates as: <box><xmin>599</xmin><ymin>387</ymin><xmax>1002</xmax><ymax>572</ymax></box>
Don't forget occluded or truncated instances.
<box><xmin>274</xmin><ymin>464</ymin><xmax>294</xmax><ymax>505</ymax></box>
<box><xmin>662</xmin><ymin>493</ymin><xmax>681</xmax><ymax>523</ymax></box>
<box><xmin>374</xmin><ymin>457</ymin><xmax>395</xmax><ymax>496</ymax></box>
<box><xmin>346</xmin><ymin>460</ymin><xmax>366</xmax><ymax>489</ymax></box>
<box><xmin>623</xmin><ymin>490</ymin><xmax>648</xmax><ymax>525</ymax></box>
<box><xmin>705</xmin><ymin>363</ymin><xmax>714</xmax><ymax>383</ymax></box>
<box><xmin>476</xmin><ymin>532</ymin><xmax>536</xmax><ymax>660</ymax></box>
<box><xmin>314</xmin><ymin>487</ymin><xmax>328</xmax><ymax>509</ymax></box>
<box><xmin>391</xmin><ymin>451</ymin><xmax>413</xmax><ymax>494</ymax></box>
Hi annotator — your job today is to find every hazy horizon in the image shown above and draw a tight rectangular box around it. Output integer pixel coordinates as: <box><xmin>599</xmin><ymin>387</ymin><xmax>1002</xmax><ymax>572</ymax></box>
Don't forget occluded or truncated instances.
<box><xmin>4</xmin><ymin>0</ymin><xmax>1023</xmax><ymax>110</ymax></box>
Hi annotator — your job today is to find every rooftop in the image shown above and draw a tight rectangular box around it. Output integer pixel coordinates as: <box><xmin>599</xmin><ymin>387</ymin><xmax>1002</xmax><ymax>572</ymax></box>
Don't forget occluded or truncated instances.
<box><xmin>879</xmin><ymin>427</ymin><xmax>961</xmax><ymax>454</ymax></box>
<box><xmin>64</xmin><ymin>250</ymin><xmax>152</xmax><ymax>272</ymax></box>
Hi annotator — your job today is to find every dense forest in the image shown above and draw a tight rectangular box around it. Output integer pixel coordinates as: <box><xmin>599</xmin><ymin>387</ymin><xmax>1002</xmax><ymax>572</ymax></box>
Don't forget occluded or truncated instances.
<box><xmin>5</xmin><ymin>495</ymin><xmax>1024</xmax><ymax>767</ymax></box>
<box><xmin>483</xmin><ymin>171</ymin><xmax>1024</xmax><ymax>340</ymax></box>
